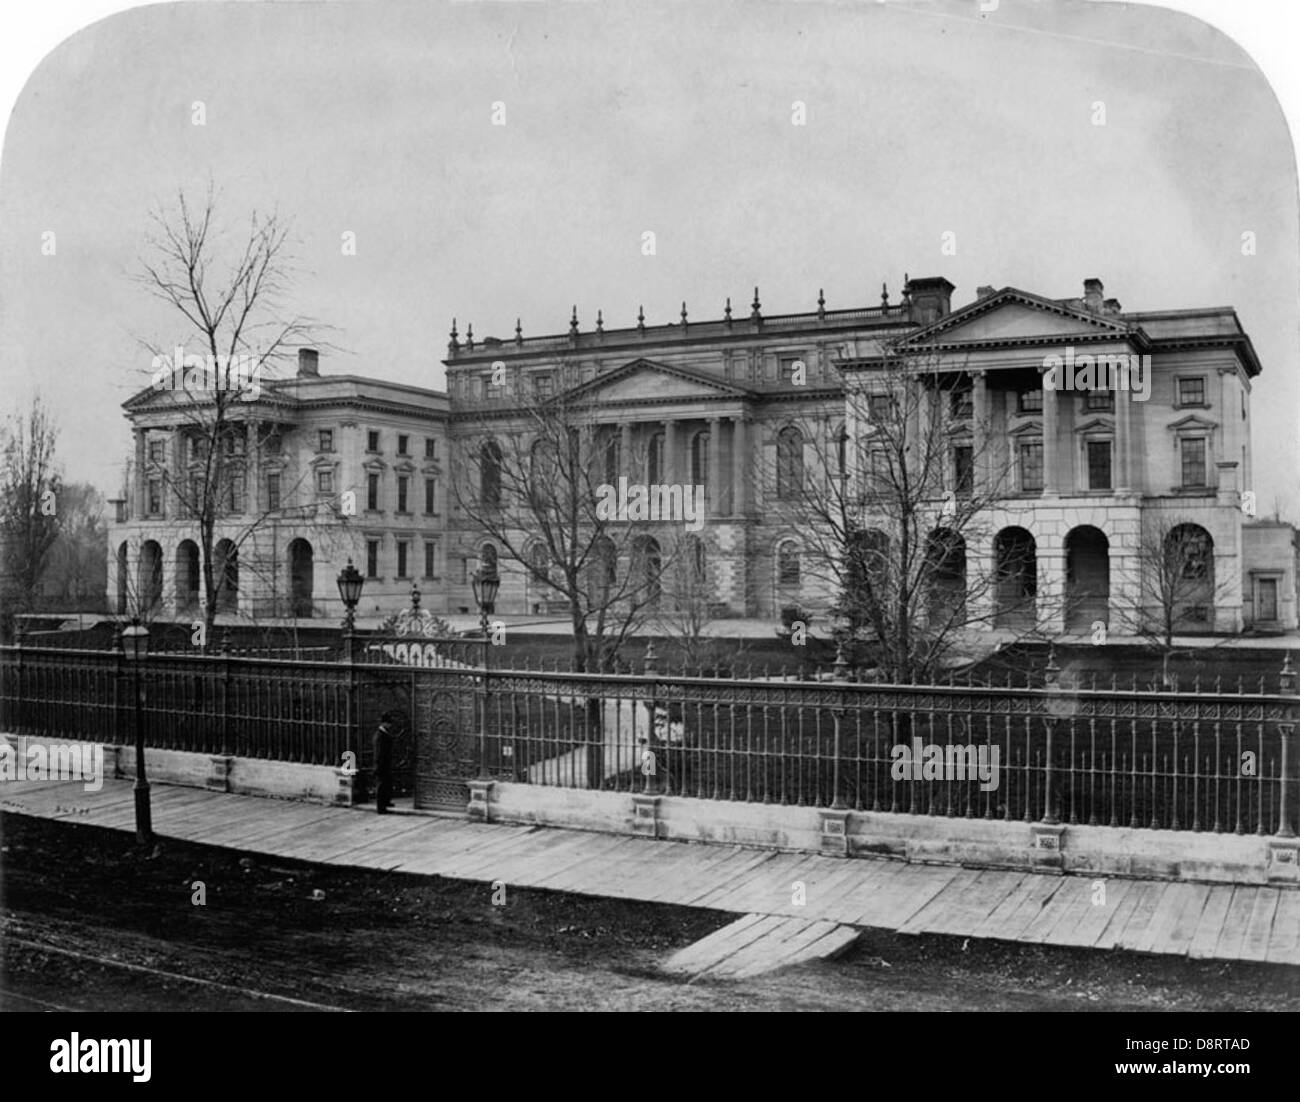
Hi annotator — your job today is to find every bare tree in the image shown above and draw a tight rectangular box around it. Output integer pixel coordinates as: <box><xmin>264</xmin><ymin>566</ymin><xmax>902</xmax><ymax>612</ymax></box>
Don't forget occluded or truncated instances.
<box><xmin>38</xmin><ymin>482</ymin><xmax>107</xmax><ymax>610</ymax></box>
<box><xmin>776</xmin><ymin>345</ymin><xmax>1037</xmax><ymax>681</ymax></box>
<box><xmin>1109</xmin><ymin>515</ymin><xmax>1239</xmax><ymax>687</ymax></box>
<box><xmin>650</xmin><ymin>529</ymin><xmax>747</xmax><ymax>673</ymax></box>
<box><xmin>452</xmin><ymin>360</ymin><xmax>673</xmax><ymax>674</ymax></box>
<box><xmin>0</xmin><ymin>396</ymin><xmax>62</xmax><ymax>636</ymax></box>
<box><xmin>133</xmin><ymin>185</ymin><xmax>317</xmax><ymax>642</ymax></box>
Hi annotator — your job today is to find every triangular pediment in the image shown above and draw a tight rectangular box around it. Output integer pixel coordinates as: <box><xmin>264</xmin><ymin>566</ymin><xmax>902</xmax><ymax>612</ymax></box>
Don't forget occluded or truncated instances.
<box><xmin>563</xmin><ymin>358</ymin><xmax>753</xmax><ymax>403</ymax></box>
<box><xmin>1166</xmin><ymin>413</ymin><xmax>1218</xmax><ymax>433</ymax></box>
<box><xmin>900</xmin><ymin>289</ymin><xmax>1135</xmax><ymax>347</ymax></box>
<box><xmin>1073</xmin><ymin>416</ymin><xmax>1115</xmax><ymax>435</ymax></box>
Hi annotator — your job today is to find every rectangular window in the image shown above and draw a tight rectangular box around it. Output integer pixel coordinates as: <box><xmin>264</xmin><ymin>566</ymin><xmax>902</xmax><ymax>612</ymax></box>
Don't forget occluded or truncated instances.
<box><xmin>366</xmin><ymin>540</ymin><xmax>379</xmax><ymax>579</ymax></box>
<box><xmin>367</xmin><ymin>429</ymin><xmax>380</xmax><ymax>452</ymax></box>
<box><xmin>1177</xmin><ymin>377</ymin><xmax>1206</xmax><ymax>406</ymax></box>
<box><xmin>953</xmin><ymin>445</ymin><xmax>973</xmax><ymax>496</ymax></box>
<box><xmin>367</xmin><ymin>473</ymin><xmax>380</xmax><ymax>511</ymax></box>
<box><xmin>460</xmin><ymin>558</ymin><xmax>469</xmax><ymax>584</ymax></box>
<box><xmin>316</xmin><ymin>469</ymin><xmax>334</xmax><ymax>495</ymax></box>
<box><xmin>266</xmin><ymin>473</ymin><xmax>281</xmax><ymax>511</ymax></box>
<box><xmin>1018</xmin><ymin>388</ymin><xmax>1043</xmax><ymax>414</ymax></box>
<box><xmin>318</xmin><ymin>429</ymin><xmax>334</xmax><ymax>453</ymax></box>
<box><xmin>228</xmin><ymin>476</ymin><xmax>244</xmax><ymax>513</ymax></box>
<box><xmin>950</xmin><ymin>389</ymin><xmax>973</xmax><ymax>420</ymax></box>
<box><xmin>1181</xmin><ymin>437</ymin><xmax>1207</xmax><ymax>487</ymax></box>
<box><xmin>424</xmin><ymin>540</ymin><xmax>438</xmax><ymax>579</ymax></box>
<box><xmin>532</xmin><ymin>373</ymin><xmax>553</xmax><ymax>399</ymax></box>
<box><xmin>1085</xmin><ymin>390</ymin><xmax>1114</xmax><ymax>411</ymax></box>
<box><xmin>396</xmin><ymin>541</ymin><xmax>409</xmax><ymax>579</ymax></box>
<box><xmin>778</xmin><ymin>355</ymin><xmax>804</xmax><ymax>384</ymax></box>
<box><xmin>147</xmin><ymin>479</ymin><xmax>162</xmax><ymax>515</ymax></box>
<box><xmin>148</xmin><ymin>440</ymin><xmax>165</xmax><ymax>465</ymax></box>
<box><xmin>868</xmin><ymin>394</ymin><xmax>895</xmax><ymax>423</ymax></box>
<box><xmin>424</xmin><ymin>477</ymin><xmax>437</xmax><ymax>514</ymax></box>
<box><xmin>397</xmin><ymin>475</ymin><xmax>409</xmax><ymax>513</ymax></box>
<box><xmin>1019</xmin><ymin>442</ymin><xmax>1044</xmax><ymax>491</ymax></box>
<box><xmin>1086</xmin><ymin>440</ymin><xmax>1112</xmax><ymax>490</ymax></box>
<box><xmin>425</xmin><ymin>437</ymin><xmax>438</xmax><ymax>460</ymax></box>
<box><xmin>397</xmin><ymin>434</ymin><xmax>409</xmax><ymax>456</ymax></box>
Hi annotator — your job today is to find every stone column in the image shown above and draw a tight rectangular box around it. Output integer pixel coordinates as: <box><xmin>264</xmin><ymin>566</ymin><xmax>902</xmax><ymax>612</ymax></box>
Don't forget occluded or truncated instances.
<box><xmin>1042</xmin><ymin>378</ymin><xmax>1059</xmax><ymax>495</ymax></box>
<box><xmin>662</xmin><ymin>420</ymin><xmax>676</xmax><ymax>485</ymax></box>
<box><xmin>972</xmin><ymin>371</ymin><xmax>989</xmax><ymax>495</ymax></box>
<box><xmin>732</xmin><ymin>417</ymin><xmax>747</xmax><ymax>515</ymax></box>
<box><xmin>707</xmin><ymin>417</ymin><xmax>721</xmax><ymax>516</ymax></box>
<box><xmin>1114</xmin><ymin>388</ymin><xmax>1132</xmax><ymax>493</ymax></box>
<box><xmin>620</xmin><ymin>421</ymin><xmax>632</xmax><ymax>482</ymax></box>
<box><xmin>134</xmin><ymin>429</ymin><xmax>146</xmax><ymax>518</ymax></box>
<box><xmin>170</xmin><ymin>426</ymin><xmax>185</xmax><ymax>518</ymax></box>
<box><xmin>246</xmin><ymin>420</ymin><xmax>259</xmax><ymax>516</ymax></box>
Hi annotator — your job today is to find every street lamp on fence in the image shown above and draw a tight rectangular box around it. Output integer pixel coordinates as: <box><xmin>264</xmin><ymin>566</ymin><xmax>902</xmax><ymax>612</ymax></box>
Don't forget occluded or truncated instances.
<box><xmin>471</xmin><ymin>564</ymin><xmax>500</xmax><ymax>777</ymax></box>
<box><xmin>121</xmin><ymin>617</ymin><xmax>152</xmax><ymax>844</ymax></box>
<box><xmin>337</xmin><ymin>558</ymin><xmax>365</xmax><ymax>659</ymax></box>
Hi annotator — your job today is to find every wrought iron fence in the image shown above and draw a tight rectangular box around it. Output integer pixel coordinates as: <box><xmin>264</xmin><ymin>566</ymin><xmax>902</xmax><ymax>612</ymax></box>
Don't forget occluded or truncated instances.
<box><xmin>1</xmin><ymin>635</ymin><xmax>1295</xmax><ymax>836</ymax></box>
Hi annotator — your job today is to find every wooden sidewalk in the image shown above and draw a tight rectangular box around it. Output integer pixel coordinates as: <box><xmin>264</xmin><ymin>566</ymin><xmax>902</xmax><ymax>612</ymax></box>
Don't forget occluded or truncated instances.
<box><xmin>3</xmin><ymin>778</ymin><xmax>1298</xmax><ymax>970</ymax></box>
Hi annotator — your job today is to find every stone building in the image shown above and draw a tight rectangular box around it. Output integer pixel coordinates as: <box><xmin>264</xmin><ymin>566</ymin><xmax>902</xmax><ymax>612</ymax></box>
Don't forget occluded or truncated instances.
<box><xmin>445</xmin><ymin>275</ymin><xmax>1279</xmax><ymax>636</ymax></box>
<box><xmin>108</xmin><ymin>349</ymin><xmax>450</xmax><ymax>622</ymax></box>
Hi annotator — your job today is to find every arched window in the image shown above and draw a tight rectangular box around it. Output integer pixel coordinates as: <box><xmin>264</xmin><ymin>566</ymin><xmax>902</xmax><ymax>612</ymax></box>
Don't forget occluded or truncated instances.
<box><xmin>480</xmin><ymin>441</ymin><xmax>502</xmax><ymax>507</ymax></box>
<box><xmin>776</xmin><ymin>427</ymin><xmax>804</xmax><ymax>500</ymax></box>
<box><xmin>777</xmin><ymin>540</ymin><xmax>801</xmax><ymax>587</ymax></box>
<box><xmin>528</xmin><ymin>542</ymin><xmax>551</xmax><ymax>586</ymax></box>
<box><xmin>633</xmin><ymin>536</ymin><xmax>662</xmax><ymax>607</ymax></box>
<box><xmin>690</xmin><ymin>431</ymin><xmax>709</xmax><ymax>489</ymax></box>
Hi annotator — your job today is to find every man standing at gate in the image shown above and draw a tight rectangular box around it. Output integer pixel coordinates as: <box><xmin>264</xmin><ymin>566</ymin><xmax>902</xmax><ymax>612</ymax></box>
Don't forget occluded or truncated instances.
<box><xmin>373</xmin><ymin>716</ymin><xmax>394</xmax><ymax>814</ymax></box>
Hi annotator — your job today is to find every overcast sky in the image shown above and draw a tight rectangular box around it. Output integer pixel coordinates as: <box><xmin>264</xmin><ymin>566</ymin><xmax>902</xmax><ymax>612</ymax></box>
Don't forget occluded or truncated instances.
<box><xmin>0</xmin><ymin>0</ymin><xmax>1296</xmax><ymax>516</ymax></box>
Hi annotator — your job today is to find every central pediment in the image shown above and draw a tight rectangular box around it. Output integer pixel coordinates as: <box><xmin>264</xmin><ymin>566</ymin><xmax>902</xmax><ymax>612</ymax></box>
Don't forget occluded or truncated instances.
<box><xmin>564</xmin><ymin>358</ymin><xmax>753</xmax><ymax>403</ymax></box>
<box><xmin>899</xmin><ymin>289</ymin><xmax>1136</xmax><ymax>348</ymax></box>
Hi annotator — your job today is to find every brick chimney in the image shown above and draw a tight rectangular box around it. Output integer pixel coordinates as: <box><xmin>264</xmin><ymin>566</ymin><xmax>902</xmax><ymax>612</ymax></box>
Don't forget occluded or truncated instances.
<box><xmin>1083</xmin><ymin>278</ymin><xmax>1104</xmax><ymax>313</ymax></box>
<box><xmin>905</xmin><ymin>276</ymin><xmax>955</xmax><ymax>326</ymax></box>
<box><xmin>298</xmin><ymin>348</ymin><xmax>319</xmax><ymax>377</ymax></box>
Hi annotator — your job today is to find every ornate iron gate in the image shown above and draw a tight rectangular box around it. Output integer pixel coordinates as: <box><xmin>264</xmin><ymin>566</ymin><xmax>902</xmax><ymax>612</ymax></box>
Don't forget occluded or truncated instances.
<box><xmin>412</xmin><ymin>676</ymin><xmax>478</xmax><ymax>811</ymax></box>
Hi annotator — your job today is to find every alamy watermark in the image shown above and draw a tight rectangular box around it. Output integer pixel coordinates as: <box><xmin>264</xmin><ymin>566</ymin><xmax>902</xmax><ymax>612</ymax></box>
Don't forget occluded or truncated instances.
<box><xmin>1042</xmin><ymin>347</ymin><xmax>1150</xmax><ymax>402</ymax></box>
<box><xmin>0</xmin><ymin>737</ymin><xmax>103</xmax><ymax>792</ymax></box>
<box><xmin>890</xmin><ymin>738</ymin><xmax>1000</xmax><ymax>791</ymax></box>
<box><xmin>594</xmin><ymin>477</ymin><xmax>705</xmax><ymax>531</ymax></box>
<box><xmin>150</xmin><ymin>348</ymin><xmax>264</xmax><ymax>401</ymax></box>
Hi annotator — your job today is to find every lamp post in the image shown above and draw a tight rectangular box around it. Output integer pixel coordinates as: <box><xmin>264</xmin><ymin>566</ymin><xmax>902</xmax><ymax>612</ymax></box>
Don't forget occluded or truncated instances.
<box><xmin>336</xmin><ymin>558</ymin><xmax>365</xmax><ymax>660</ymax></box>
<box><xmin>121</xmin><ymin>617</ymin><xmax>152</xmax><ymax>844</ymax></box>
<box><xmin>471</xmin><ymin>563</ymin><xmax>500</xmax><ymax>777</ymax></box>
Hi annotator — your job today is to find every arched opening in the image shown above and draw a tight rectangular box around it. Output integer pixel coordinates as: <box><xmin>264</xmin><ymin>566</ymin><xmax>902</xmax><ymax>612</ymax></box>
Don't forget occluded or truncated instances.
<box><xmin>845</xmin><ymin>528</ymin><xmax>890</xmax><ymax>630</ymax></box>
<box><xmin>480</xmin><ymin>441</ymin><xmax>502</xmax><ymax>507</ymax></box>
<box><xmin>116</xmin><ymin>542</ymin><xmax>129</xmax><ymax>615</ymax></box>
<box><xmin>175</xmin><ymin>540</ymin><xmax>200</xmax><ymax>614</ymax></box>
<box><xmin>1065</xmin><ymin>525</ymin><xmax>1109</xmax><ymax>632</ymax></box>
<box><xmin>925</xmin><ymin>527</ymin><xmax>967</xmax><ymax>623</ymax></box>
<box><xmin>214</xmin><ymin>539</ymin><xmax>239</xmax><ymax>615</ymax></box>
<box><xmin>632</xmin><ymin>535</ymin><xmax>662</xmax><ymax>609</ymax></box>
<box><xmin>994</xmin><ymin>527</ymin><xmax>1037</xmax><ymax>630</ymax></box>
<box><xmin>777</xmin><ymin>539</ymin><xmax>801</xmax><ymax>590</ymax></box>
<box><xmin>289</xmin><ymin>538</ymin><xmax>313</xmax><ymax>618</ymax></box>
<box><xmin>526</xmin><ymin>541</ymin><xmax>551</xmax><ymax>614</ymax></box>
<box><xmin>137</xmin><ymin>541</ymin><xmax>163</xmax><ymax>616</ymax></box>
<box><xmin>776</xmin><ymin>426</ymin><xmax>804</xmax><ymax>500</ymax></box>
<box><xmin>1164</xmin><ymin>523</ymin><xmax>1215</xmax><ymax>632</ymax></box>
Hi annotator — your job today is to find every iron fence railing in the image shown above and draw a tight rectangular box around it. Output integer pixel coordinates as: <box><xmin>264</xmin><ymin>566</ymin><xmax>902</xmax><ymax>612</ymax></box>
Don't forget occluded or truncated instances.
<box><xmin>1</xmin><ymin>638</ymin><xmax>1295</xmax><ymax>837</ymax></box>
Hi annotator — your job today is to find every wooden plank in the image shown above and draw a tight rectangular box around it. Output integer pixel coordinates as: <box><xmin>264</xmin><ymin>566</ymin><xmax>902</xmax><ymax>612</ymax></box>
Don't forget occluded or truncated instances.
<box><xmin>1128</xmin><ymin>883</ymin><xmax>1200</xmax><ymax>956</ymax></box>
<box><xmin>614</xmin><ymin>842</ymin><xmax>728</xmax><ymax>904</ymax></box>
<box><xmin>1027</xmin><ymin>878</ymin><xmax>1105</xmax><ymax>946</ymax></box>
<box><xmin>967</xmin><ymin>874</ymin><xmax>1035</xmax><ymax>940</ymax></box>
<box><xmin>665</xmin><ymin>913</ymin><xmax>790</xmax><ymax>975</ymax></box>
<box><xmin>459</xmin><ymin>829</ymin><xmax>596</xmax><ymax>885</ymax></box>
<box><xmin>829</xmin><ymin>861</ymin><xmax>913</xmax><ymax>926</ymax></box>
<box><xmin>711</xmin><ymin>918</ymin><xmax>829</xmax><ymax>978</ymax></box>
<box><xmin>1113</xmin><ymin>881</ymin><xmax>1172</xmax><ymax>953</ymax></box>
<box><xmin>738</xmin><ymin>853</ymin><xmax>841</xmax><ymax>916</ymax></box>
<box><xmin>1239</xmin><ymin>889</ymin><xmax>1281</xmax><ymax>963</ymax></box>
<box><xmin>640</xmin><ymin>845</ymin><xmax>754</xmax><ymax>905</ymax></box>
<box><xmin>1092</xmin><ymin>881</ymin><xmax>1149</xmax><ymax>951</ymax></box>
<box><xmin>1060</xmin><ymin>878</ymin><xmax>1133</xmax><ymax>949</ymax></box>
<box><xmin>1186</xmin><ymin>885</ymin><xmax>1238</xmax><ymax>960</ymax></box>
<box><xmin>985</xmin><ymin>875</ymin><xmax>1066</xmax><ymax>943</ymax></box>
<box><xmin>527</xmin><ymin>834</ymin><xmax>645</xmax><ymax>891</ymax></box>
<box><xmin>1163</xmin><ymin>884</ymin><xmax>1213</xmax><ymax>957</ymax></box>
<box><xmin>1263</xmin><ymin>890</ymin><xmax>1300</xmax><ymax>966</ymax></box>
<box><xmin>1210</xmin><ymin>887</ymin><xmax>1258</xmax><ymax>961</ymax></box>
<box><xmin>775</xmin><ymin>922</ymin><xmax>861</xmax><ymax>968</ymax></box>
<box><xmin>686</xmin><ymin>851</ymin><xmax>792</xmax><ymax>911</ymax></box>
<box><xmin>924</xmin><ymin>869</ymin><xmax>1028</xmax><ymax>939</ymax></box>
<box><xmin>664</xmin><ymin>913</ymin><xmax>769</xmax><ymax>973</ymax></box>
<box><xmin>647</xmin><ymin>845</ymin><xmax>752</xmax><ymax>906</ymax></box>
<box><xmin>896</xmin><ymin>868</ymin><xmax>984</xmax><ymax>936</ymax></box>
